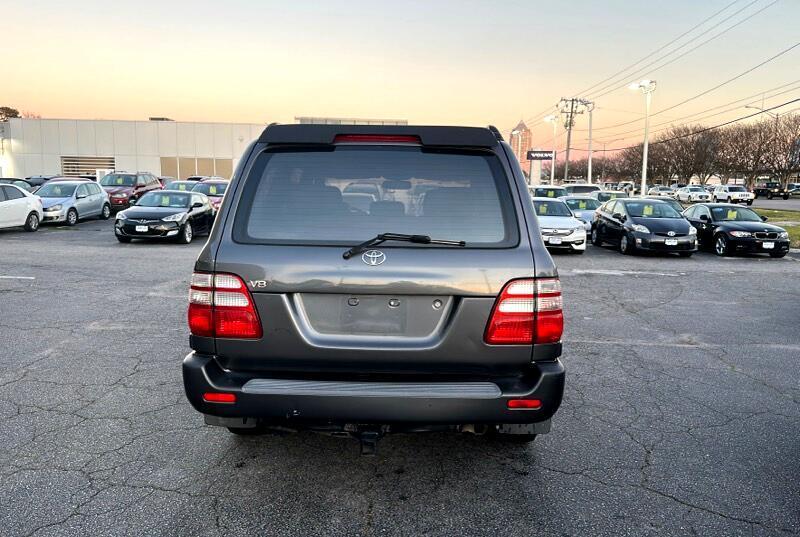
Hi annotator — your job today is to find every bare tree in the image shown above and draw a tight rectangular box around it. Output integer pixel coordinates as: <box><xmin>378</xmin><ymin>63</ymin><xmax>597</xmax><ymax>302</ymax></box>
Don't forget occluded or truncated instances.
<box><xmin>716</xmin><ymin>121</ymin><xmax>772</xmax><ymax>188</ymax></box>
<box><xmin>764</xmin><ymin>113</ymin><xmax>800</xmax><ymax>186</ymax></box>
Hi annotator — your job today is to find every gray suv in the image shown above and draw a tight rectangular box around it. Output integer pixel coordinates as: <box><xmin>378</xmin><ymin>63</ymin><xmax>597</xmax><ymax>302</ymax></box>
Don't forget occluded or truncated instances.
<box><xmin>182</xmin><ymin>124</ymin><xmax>565</xmax><ymax>452</ymax></box>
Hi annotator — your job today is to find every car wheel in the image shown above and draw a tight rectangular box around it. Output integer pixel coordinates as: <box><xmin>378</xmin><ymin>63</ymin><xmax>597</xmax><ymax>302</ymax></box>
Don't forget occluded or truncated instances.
<box><xmin>714</xmin><ymin>234</ymin><xmax>729</xmax><ymax>256</ymax></box>
<box><xmin>66</xmin><ymin>208</ymin><xmax>78</xmax><ymax>226</ymax></box>
<box><xmin>590</xmin><ymin>227</ymin><xmax>603</xmax><ymax>246</ymax></box>
<box><xmin>24</xmin><ymin>212</ymin><xmax>40</xmax><ymax>232</ymax></box>
<box><xmin>116</xmin><ymin>235</ymin><xmax>132</xmax><ymax>243</ymax></box>
<box><xmin>782</xmin><ymin>194</ymin><xmax>789</xmax><ymax>200</ymax></box>
<box><xmin>619</xmin><ymin>233</ymin><xmax>634</xmax><ymax>255</ymax></box>
<box><xmin>100</xmin><ymin>203</ymin><xmax>111</xmax><ymax>220</ymax></box>
<box><xmin>177</xmin><ymin>222</ymin><xmax>193</xmax><ymax>244</ymax></box>
<box><xmin>767</xmin><ymin>192</ymin><xmax>774</xmax><ymax>199</ymax></box>
<box><xmin>746</xmin><ymin>200</ymin><xmax>753</xmax><ymax>206</ymax></box>
<box><xmin>769</xmin><ymin>251</ymin><xmax>787</xmax><ymax>258</ymax></box>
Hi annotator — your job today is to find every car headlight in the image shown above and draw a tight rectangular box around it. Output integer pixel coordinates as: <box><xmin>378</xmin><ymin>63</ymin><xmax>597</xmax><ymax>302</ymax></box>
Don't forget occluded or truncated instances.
<box><xmin>45</xmin><ymin>204</ymin><xmax>62</xmax><ymax>211</ymax></box>
<box><xmin>779</xmin><ymin>231</ymin><xmax>789</xmax><ymax>239</ymax></box>
<box><xmin>631</xmin><ymin>224</ymin><xmax>650</xmax><ymax>234</ymax></box>
<box><xmin>161</xmin><ymin>212</ymin><xmax>186</xmax><ymax>222</ymax></box>
<box><xmin>688</xmin><ymin>226</ymin><xmax>697</xmax><ymax>235</ymax></box>
<box><xmin>729</xmin><ymin>231</ymin><xmax>752</xmax><ymax>238</ymax></box>
<box><xmin>112</xmin><ymin>192</ymin><xmax>128</xmax><ymax>198</ymax></box>
<box><xmin>115</xmin><ymin>211</ymin><xmax>127</xmax><ymax>220</ymax></box>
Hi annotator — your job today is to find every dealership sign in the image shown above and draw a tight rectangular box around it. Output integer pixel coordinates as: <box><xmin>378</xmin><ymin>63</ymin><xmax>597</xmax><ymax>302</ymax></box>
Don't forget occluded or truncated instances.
<box><xmin>527</xmin><ymin>150</ymin><xmax>554</xmax><ymax>161</ymax></box>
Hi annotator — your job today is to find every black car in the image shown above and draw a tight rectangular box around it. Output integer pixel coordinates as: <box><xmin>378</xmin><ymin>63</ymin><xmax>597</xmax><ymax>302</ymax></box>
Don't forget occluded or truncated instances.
<box><xmin>684</xmin><ymin>203</ymin><xmax>790</xmax><ymax>258</ymax></box>
<box><xmin>753</xmin><ymin>181</ymin><xmax>789</xmax><ymax>200</ymax></box>
<box><xmin>114</xmin><ymin>190</ymin><xmax>215</xmax><ymax>244</ymax></box>
<box><xmin>24</xmin><ymin>175</ymin><xmax>57</xmax><ymax>188</ymax></box>
<box><xmin>640</xmin><ymin>196</ymin><xmax>684</xmax><ymax>214</ymax></box>
<box><xmin>165</xmin><ymin>180</ymin><xmax>200</xmax><ymax>192</ymax></box>
<box><xmin>182</xmin><ymin>124</ymin><xmax>565</xmax><ymax>451</ymax></box>
<box><xmin>591</xmin><ymin>198</ymin><xmax>697</xmax><ymax>256</ymax></box>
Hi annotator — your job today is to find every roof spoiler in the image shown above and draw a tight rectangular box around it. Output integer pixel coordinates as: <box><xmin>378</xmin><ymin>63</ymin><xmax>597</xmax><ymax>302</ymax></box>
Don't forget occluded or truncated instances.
<box><xmin>258</xmin><ymin>124</ymin><xmax>500</xmax><ymax>148</ymax></box>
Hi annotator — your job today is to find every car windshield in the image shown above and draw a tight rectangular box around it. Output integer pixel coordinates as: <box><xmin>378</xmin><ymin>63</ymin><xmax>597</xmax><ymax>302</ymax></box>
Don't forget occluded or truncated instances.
<box><xmin>137</xmin><ymin>192</ymin><xmax>190</xmax><ymax>208</ymax></box>
<box><xmin>567</xmin><ymin>185</ymin><xmax>599</xmax><ymax>194</ymax></box>
<box><xmin>234</xmin><ymin>146</ymin><xmax>515</xmax><ymax>246</ymax></box>
<box><xmin>533</xmin><ymin>187</ymin><xmax>565</xmax><ymax>198</ymax></box>
<box><xmin>166</xmin><ymin>181</ymin><xmax>198</xmax><ymax>191</ymax></box>
<box><xmin>711</xmin><ymin>206</ymin><xmax>762</xmax><ymax>222</ymax></box>
<box><xmin>36</xmin><ymin>183</ymin><xmax>77</xmax><ymax>198</ymax></box>
<box><xmin>728</xmin><ymin>186</ymin><xmax>746</xmax><ymax>192</ymax></box>
<box><xmin>192</xmin><ymin>182</ymin><xmax>228</xmax><ymax>196</ymax></box>
<box><xmin>564</xmin><ymin>198</ymin><xmax>600</xmax><ymax>211</ymax></box>
<box><xmin>533</xmin><ymin>200</ymin><xmax>572</xmax><ymax>217</ymax></box>
<box><xmin>597</xmin><ymin>192</ymin><xmax>627</xmax><ymax>201</ymax></box>
<box><xmin>625</xmin><ymin>201</ymin><xmax>682</xmax><ymax>218</ymax></box>
<box><xmin>100</xmin><ymin>174</ymin><xmax>136</xmax><ymax>187</ymax></box>
<box><xmin>688</xmin><ymin>187</ymin><xmax>704</xmax><ymax>192</ymax></box>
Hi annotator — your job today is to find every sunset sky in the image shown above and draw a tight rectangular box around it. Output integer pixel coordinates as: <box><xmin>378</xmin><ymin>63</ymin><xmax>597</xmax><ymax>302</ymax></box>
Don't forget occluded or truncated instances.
<box><xmin>5</xmin><ymin>0</ymin><xmax>799</xmax><ymax>153</ymax></box>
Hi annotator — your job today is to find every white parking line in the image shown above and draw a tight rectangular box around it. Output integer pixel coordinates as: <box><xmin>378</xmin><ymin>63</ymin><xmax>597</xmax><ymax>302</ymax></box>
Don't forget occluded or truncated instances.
<box><xmin>0</xmin><ymin>276</ymin><xmax>35</xmax><ymax>280</ymax></box>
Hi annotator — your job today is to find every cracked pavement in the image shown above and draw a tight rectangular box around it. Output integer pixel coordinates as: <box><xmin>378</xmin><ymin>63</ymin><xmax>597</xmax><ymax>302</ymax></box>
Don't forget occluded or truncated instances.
<box><xmin>1</xmin><ymin>220</ymin><xmax>798</xmax><ymax>536</ymax></box>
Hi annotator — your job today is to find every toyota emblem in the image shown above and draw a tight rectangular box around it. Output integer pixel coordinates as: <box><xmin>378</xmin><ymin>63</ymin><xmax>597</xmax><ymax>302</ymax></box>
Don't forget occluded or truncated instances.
<box><xmin>362</xmin><ymin>250</ymin><xmax>386</xmax><ymax>266</ymax></box>
<box><xmin>667</xmin><ymin>231</ymin><xmax>676</xmax><ymax>237</ymax></box>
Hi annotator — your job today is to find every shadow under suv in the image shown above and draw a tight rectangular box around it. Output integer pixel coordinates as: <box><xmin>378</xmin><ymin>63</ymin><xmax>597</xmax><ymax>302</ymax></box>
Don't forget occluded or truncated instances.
<box><xmin>182</xmin><ymin>124</ymin><xmax>565</xmax><ymax>452</ymax></box>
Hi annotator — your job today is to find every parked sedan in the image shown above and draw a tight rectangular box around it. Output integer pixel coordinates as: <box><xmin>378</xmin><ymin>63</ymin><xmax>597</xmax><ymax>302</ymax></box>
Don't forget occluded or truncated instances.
<box><xmin>0</xmin><ymin>178</ymin><xmax>35</xmax><ymax>192</ymax></box>
<box><xmin>0</xmin><ymin>184</ymin><xmax>43</xmax><ymax>231</ymax></box>
<box><xmin>561</xmin><ymin>196</ymin><xmax>601</xmax><ymax>233</ymax></box>
<box><xmin>591</xmin><ymin>198</ymin><xmax>697</xmax><ymax>256</ymax></box>
<box><xmin>191</xmin><ymin>179</ymin><xmax>228</xmax><ymax>210</ymax></box>
<box><xmin>640</xmin><ymin>196</ymin><xmax>685</xmax><ymax>214</ymax></box>
<box><xmin>563</xmin><ymin>183</ymin><xmax>601</xmax><ymax>195</ymax></box>
<box><xmin>590</xmin><ymin>190</ymin><xmax>628</xmax><ymax>203</ymax></box>
<box><xmin>675</xmin><ymin>185</ymin><xmax>711</xmax><ymax>203</ymax></box>
<box><xmin>530</xmin><ymin>185</ymin><xmax>567</xmax><ymax>199</ymax></box>
<box><xmin>684</xmin><ymin>203</ymin><xmax>790</xmax><ymax>258</ymax></box>
<box><xmin>37</xmin><ymin>181</ymin><xmax>111</xmax><ymax>225</ymax></box>
<box><xmin>114</xmin><ymin>190</ymin><xmax>215</xmax><ymax>244</ymax></box>
<box><xmin>531</xmin><ymin>197</ymin><xmax>586</xmax><ymax>253</ymax></box>
<box><xmin>647</xmin><ymin>186</ymin><xmax>674</xmax><ymax>197</ymax></box>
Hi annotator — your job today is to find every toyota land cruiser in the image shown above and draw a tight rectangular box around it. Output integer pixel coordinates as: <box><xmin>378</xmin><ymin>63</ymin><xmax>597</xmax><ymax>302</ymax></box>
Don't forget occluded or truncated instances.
<box><xmin>182</xmin><ymin>124</ymin><xmax>565</xmax><ymax>452</ymax></box>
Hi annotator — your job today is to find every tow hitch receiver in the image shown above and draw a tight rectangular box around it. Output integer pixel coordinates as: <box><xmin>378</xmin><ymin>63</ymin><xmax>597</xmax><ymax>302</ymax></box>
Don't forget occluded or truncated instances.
<box><xmin>354</xmin><ymin>430</ymin><xmax>382</xmax><ymax>456</ymax></box>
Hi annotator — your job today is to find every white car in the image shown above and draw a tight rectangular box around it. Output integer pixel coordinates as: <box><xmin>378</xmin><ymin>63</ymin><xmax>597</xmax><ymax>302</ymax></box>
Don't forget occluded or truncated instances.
<box><xmin>712</xmin><ymin>184</ymin><xmax>755</xmax><ymax>205</ymax></box>
<box><xmin>531</xmin><ymin>197</ymin><xmax>586</xmax><ymax>253</ymax></box>
<box><xmin>0</xmin><ymin>183</ymin><xmax>43</xmax><ymax>231</ymax></box>
<box><xmin>647</xmin><ymin>186</ymin><xmax>674</xmax><ymax>197</ymax></box>
<box><xmin>675</xmin><ymin>186</ymin><xmax>711</xmax><ymax>203</ymax></box>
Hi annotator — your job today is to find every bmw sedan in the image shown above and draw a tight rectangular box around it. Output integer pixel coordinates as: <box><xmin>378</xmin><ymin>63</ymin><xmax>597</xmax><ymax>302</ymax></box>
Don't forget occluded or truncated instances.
<box><xmin>591</xmin><ymin>198</ymin><xmax>697</xmax><ymax>256</ymax></box>
<box><xmin>114</xmin><ymin>190</ymin><xmax>215</xmax><ymax>244</ymax></box>
<box><xmin>683</xmin><ymin>203</ymin><xmax>790</xmax><ymax>258</ymax></box>
<box><xmin>532</xmin><ymin>197</ymin><xmax>586</xmax><ymax>253</ymax></box>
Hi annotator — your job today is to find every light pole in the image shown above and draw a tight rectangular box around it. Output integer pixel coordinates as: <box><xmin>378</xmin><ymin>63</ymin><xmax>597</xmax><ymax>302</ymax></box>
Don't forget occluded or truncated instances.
<box><xmin>629</xmin><ymin>79</ymin><xmax>657</xmax><ymax>196</ymax></box>
<box><xmin>544</xmin><ymin>115</ymin><xmax>558</xmax><ymax>185</ymax></box>
<box><xmin>586</xmin><ymin>102</ymin><xmax>595</xmax><ymax>184</ymax></box>
<box><xmin>596</xmin><ymin>137</ymin><xmax>623</xmax><ymax>183</ymax></box>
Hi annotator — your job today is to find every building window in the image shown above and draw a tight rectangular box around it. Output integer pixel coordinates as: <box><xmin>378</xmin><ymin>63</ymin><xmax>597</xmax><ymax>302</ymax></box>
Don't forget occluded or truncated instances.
<box><xmin>60</xmin><ymin>156</ymin><xmax>116</xmax><ymax>177</ymax></box>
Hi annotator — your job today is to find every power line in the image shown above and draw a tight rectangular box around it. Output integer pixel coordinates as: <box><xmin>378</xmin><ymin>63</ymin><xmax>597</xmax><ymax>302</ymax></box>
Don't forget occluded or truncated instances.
<box><xmin>566</xmin><ymin>97</ymin><xmax>800</xmax><ymax>153</ymax></box>
<box><xmin>584</xmin><ymin>0</ymin><xmax>777</xmax><ymax>101</ymax></box>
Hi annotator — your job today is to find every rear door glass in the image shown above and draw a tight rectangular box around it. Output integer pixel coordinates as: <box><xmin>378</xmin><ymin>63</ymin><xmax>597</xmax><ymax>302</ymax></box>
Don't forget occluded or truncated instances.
<box><xmin>233</xmin><ymin>146</ymin><xmax>518</xmax><ymax>247</ymax></box>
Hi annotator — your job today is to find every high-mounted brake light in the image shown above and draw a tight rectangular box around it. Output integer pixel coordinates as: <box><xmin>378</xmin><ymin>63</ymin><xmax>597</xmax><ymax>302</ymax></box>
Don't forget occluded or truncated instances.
<box><xmin>333</xmin><ymin>134</ymin><xmax>421</xmax><ymax>144</ymax></box>
<box><xmin>484</xmin><ymin>278</ymin><xmax>563</xmax><ymax>345</ymax></box>
<box><xmin>188</xmin><ymin>272</ymin><xmax>262</xmax><ymax>339</ymax></box>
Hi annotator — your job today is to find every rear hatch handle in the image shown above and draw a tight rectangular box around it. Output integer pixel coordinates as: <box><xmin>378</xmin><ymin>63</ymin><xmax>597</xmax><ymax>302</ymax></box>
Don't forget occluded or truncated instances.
<box><xmin>342</xmin><ymin>233</ymin><xmax>466</xmax><ymax>259</ymax></box>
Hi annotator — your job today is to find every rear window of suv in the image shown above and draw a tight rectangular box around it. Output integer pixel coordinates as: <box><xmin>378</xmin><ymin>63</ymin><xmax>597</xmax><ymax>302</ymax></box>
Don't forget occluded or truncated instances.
<box><xmin>233</xmin><ymin>146</ymin><xmax>518</xmax><ymax>247</ymax></box>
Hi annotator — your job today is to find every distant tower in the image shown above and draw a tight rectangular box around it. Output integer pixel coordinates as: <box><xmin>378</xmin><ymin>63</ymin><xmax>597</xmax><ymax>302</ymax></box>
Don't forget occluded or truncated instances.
<box><xmin>508</xmin><ymin>120</ymin><xmax>532</xmax><ymax>170</ymax></box>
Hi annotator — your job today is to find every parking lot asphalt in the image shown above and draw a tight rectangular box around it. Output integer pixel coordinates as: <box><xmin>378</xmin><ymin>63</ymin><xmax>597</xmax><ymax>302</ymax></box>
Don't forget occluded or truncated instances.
<box><xmin>1</xmin><ymin>219</ymin><xmax>799</xmax><ymax>537</ymax></box>
<box><xmin>752</xmin><ymin>198</ymin><xmax>800</xmax><ymax>211</ymax></box>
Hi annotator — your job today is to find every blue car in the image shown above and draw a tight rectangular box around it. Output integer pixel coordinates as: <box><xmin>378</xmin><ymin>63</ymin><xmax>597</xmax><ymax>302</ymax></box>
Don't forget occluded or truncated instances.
<box><xmin>37</xmin><ymin>181</ymin><xmax>111</xmax><ymax>225</ymax></box>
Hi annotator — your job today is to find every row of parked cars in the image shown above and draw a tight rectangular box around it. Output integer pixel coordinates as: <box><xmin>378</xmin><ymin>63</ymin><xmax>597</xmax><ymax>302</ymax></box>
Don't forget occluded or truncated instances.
<box><xmin>528</xmin><ymin>188</ymin><xmax>791</xmax><ymax>258</ymax></box>
<box><xmin>0</xmin><ymin>172</ymin><xmax>229</xmax><ymax>244</ymax></box>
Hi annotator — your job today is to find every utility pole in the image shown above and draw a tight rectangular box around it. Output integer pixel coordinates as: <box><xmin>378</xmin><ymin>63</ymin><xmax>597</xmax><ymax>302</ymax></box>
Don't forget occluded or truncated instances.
<box><xmin>558</xmin><ymin>98</ymin><xmax>592</xmax><ymax>183</ymax></box>
<box><xmin>586</xmin><ymin>102</ymin><xmax>595</xmax><ymax>184</ymax></box>
<box><xmin>544</xmin><ymin>115</ymin><xmax>558</xmax><ymax>185</ymax></box>
<box><xmin>629</xmin><ymin>80</ymin><xmax>657</xmax><ymax>195</ymax></box>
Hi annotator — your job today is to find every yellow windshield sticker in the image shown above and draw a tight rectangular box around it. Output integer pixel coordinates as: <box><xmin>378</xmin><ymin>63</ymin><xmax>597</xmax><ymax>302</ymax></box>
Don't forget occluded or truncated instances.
<box><xmin>116</xmin><ymin>178</ymin><xmax>124</xmax><ymax>185</ymax></box>
<box><xmin>578</xmin><ymin>201</ymin><xmax>587</xmax><ymax>209</ymax></box>
<box><xmin>178</xmin><ymin>184</ymin><xmax>186</xmax><ymax>191</ymax></box>
<box><xmin>547</xmin><ymin>190</ymin><xmax>555</xmax><ymax>197</ymax></box>
<box><xmin>161</xmin><ymin>195</ymin><xmax>170</xmax><ymax>206</ymax></box>
<box><xmin>643</xmin><ymin>205</ymin><xmax>654</xmax><ymax>216</ymax></box>
<box><xmin>539</xmin><ymin>204</ymin><xmax>548</xmax><ymax>215</ymax></box>
<box><xmin>727</xmin><ymin>209</ymin><xmax>738</xmax><ymax>220</ymax></box>
<box><xmin>209</xmin><ymin>186</ymin><xmax>217</xmax><ymax>195</ymax></box>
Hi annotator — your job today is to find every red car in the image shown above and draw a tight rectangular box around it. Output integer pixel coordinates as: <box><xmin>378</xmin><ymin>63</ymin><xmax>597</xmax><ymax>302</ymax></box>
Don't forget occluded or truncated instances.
<box><xmin>191</xmin><ymin>179</ymin><xmax>229</xmax><ymax>210</ymax></box>
<box><xmin>99</xmin><ymin>172</ymin><xmax>162</xmax><ymax>210</ymax></box>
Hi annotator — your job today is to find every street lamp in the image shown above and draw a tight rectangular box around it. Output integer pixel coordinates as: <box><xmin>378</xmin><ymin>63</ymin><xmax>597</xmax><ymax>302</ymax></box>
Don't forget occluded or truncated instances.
<box><xmin>543</xmin><ymin>115</ymin><xmax>558</xmax><ymax>185</ymax></box>
<box><xmin>629</xmin><ymin>79</ymin><xmax>657</xmax><ymax>196</ymax></box>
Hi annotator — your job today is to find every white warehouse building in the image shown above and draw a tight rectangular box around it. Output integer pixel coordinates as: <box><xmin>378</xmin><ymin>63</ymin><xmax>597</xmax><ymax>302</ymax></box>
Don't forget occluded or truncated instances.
<box><xmin>0</xmin><ymin>118</ymin><xmax>267</xmax><ymax>180</ymax></box>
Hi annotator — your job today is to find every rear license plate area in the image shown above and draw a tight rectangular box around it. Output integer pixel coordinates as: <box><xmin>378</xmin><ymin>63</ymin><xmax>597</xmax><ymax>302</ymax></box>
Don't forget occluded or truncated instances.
<box><xmin>341</xmin><ymin>296</ymin><xmax>407</xmax><ymax>335</ymax></box>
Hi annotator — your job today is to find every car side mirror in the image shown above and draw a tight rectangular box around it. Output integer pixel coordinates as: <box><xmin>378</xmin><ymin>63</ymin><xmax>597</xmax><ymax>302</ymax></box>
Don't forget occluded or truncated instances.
<box><xmin>699</xmin><ymin>214</ymin><xmax>709</xmax><ymax>221</ymax></box>
<box><xmin>192</xmin><ymin>202</ymin><xmax>204</xmax><ymax>209</ymax></box>
<box><xmin>128</xmin><ymin>199</ymin><xmax>136</xmax><ymax>206</ymax></box>
<box><xmin>761</xmin><ymin>216</ymin><xmax>768</xmax><ymax>222</ymax></box>
<box><xmin>76</xmin><ymin>194</ymin><xmax>86</xmax><ymax>199</ymax></box>
<box><xmin>612</xmin><ymin>212</ymin><xmax>624</xmax><ymax>221</ymax></box>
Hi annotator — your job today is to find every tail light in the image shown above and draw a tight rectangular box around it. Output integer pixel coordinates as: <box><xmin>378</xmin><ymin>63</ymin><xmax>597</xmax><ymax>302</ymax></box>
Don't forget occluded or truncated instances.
<box><xmin>484</xmin><ymin>278</ymin><xmax>563</xmax><ymax>345</ymax></box>
<box><xmin>333</xmin><ymin>134</ymin><xmax>421</xmax><ymax>144</ymax></box>
<box><xmin>188</xmin><ymin>272</ymin><xmax>262</xmax><ymax>339</ymax></box>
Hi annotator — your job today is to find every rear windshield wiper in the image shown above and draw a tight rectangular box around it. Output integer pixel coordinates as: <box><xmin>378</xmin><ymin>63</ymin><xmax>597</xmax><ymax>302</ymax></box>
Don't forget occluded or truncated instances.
<box><xmin>343</xmin><ymin>233</ymin><xmax>466</xmax><ymax>259</ymax></box>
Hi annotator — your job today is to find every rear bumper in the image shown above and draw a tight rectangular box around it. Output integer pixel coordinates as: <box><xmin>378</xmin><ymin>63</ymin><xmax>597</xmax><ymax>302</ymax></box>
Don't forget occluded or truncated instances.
<box><xmin>182</xmin><ymin>352</ymin><xmax>565</xmax><ymax>425</ymax></box>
